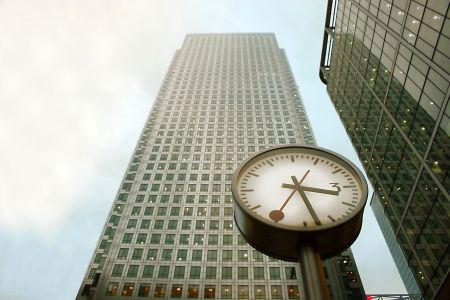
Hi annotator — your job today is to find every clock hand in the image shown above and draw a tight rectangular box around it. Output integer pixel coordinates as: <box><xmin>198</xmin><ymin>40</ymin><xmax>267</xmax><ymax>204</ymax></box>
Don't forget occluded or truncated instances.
<box><xmin>269</xmin><ymin>170</ymin><xmax>311</xmax><ymax>222</ymax></box>
<box><xmin>282</xmin><ymin>184</ymin><xmax>340</xmax><ymax>195</ymax></box>
<box><xmin>269</xmin><ymin>189</ymin><xmax>296</xmax><ymax>222</ymax></box>
<box><xmin>291</xmin><ymin>176</ymin><xmax>322</xmax><ymax>226</ymax></box>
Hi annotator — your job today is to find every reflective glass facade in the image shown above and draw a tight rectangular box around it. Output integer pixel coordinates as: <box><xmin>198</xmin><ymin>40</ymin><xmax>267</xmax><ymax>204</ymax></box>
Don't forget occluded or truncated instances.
<box><xmin>320</xmin><ymin>1</ymin><xmax>449</xmax><ymax>299</ymax></box>
<box><xmin>77</xmin><ymin>33</ymin><xmax>365</xmax><ymax>299</ymax></box>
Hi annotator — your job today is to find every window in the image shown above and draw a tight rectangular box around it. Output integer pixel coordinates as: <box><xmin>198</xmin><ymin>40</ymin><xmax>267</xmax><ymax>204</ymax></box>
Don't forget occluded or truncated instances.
<box><xmin>121</xmin><ymin>283</ymin><xmax>134</xmax><ymax>296</ymax></box>
<box><xmin>254</xmin><ymin>285</ymin><xmax>266</xmax><ymax>299</ymax></box>
<box><xmin>168</xmin><ymin>220</ymin><xmax>178</xmax><ymax>229</ymax></box>
<box><xmin>195</xmin><ymin>220</ymin><xmax>205</xmax><ymax>230</ymax></box>
<box><xmin>105</xmin><ymin>282</ymin><xmax>119</xmax><ymax>296</ymax></box>
<box><xmin>171</xmin><ymin>284</ymin><xmax>183</xmax><ymax>298</ymax></box>
<box><xmin>111</xmin><ymin>264</ymin><xmax>124</xmax><ymax>277</ymax></box>
<box><xmin>176</xmin><ymin>249</ymin><xmax>187</xmax><ymax>261</ymax></box>
<box><xmin>146</xmin><ymin>249</ymin><xmax>157</xmax><ymax>260</ymax></box>
<box><xmin>207</xmin><ymin>250</ymin><xmax>217</xmax><ymax>261</ymax></box>
<box><xmin>138</xmin><ymin>283</ymin><xmax>150</xmax><ymax>297</ymax></box>
<box><xmin>154</xmin><ymin>284</ymin><xmax>166</xmax><ymax>298</ymax></box>
<box><xmin>179</xmin><ymin>234</ymin><xmax>189</xmax><ymax>245</ymax></box>
<box><xmin>193</xmin><ymin>234</ymin><xmax>204</xmax><ymax>245</ymax></box>
<box><xmin>184</xmin><ymin>207</ymin><xmax>193</xmax><ymax>216</ymax></box>
<box><xmin>237</xmin><ymin>235</ymin><xmax>246</xmax><ymax>245</ymax></box>
<box><xmin>204</xmin><ymin>286</ymin><xmax>216</xmax><ymax>299</ymax></box>
<box><xmin>161</xmin><ymin>249</ymin><xmax>173</xmax><ymax>261</ymax></box>
<box><xmin>224</xmin><ymin>220</ymin><xmax>233</xmax><ymax>230</ymax></box>
<box><xmin>142</xmin><ymin>265</ymin><xmax>154</xmax><ymax>278</ymax></box>
<box><xmin>190</xmin><ymin>266</ymin><xmax>201</xmax><ymax>279</ymax></box>
<box><xmin>223</xmin><ymin>235</ymin><xmax>232</xmax><ymax>245</ymax></box>
<box><xmin>252</xmin><ymin>250</ymin><xmax>263</xmax><ymax>261</ymax></box>
<box><xmin>131</xmin><ymin>248</ymin><xmax>143</xmax><ymax>260</ymax></box>
<box><xmin>127</xmin><ymin>265</ymin><xmax>139</xmax><ymax>277</ymax></box>
<box><xmin>188</xmin><ymin>285</ymin><xmax>199</xmax><ymax>298</ymax></box>
<box><xmin>238</xmin><ymin>267</ymin><xmax>248</xmax><ymax>279</ymax></box>
<box><xmin>238</xmin><ymin>286</ymin><xmax>249</xmax><ymax>299</ymax></box>
<box><xmin>209</xmin><ymin>220</ymin><xmax>219</xmax><ymax>230</ymax></box>
<box><xmin>140</xmin><ymin>219</ymin><xmax>150</xmax><ymax>229</ymax></box>
<box><xmin>287</xmin><ymin>285</ymin><xmax>300</xmax><ymax>299</ymax></box>
<box><xmin>269</xmin><ymin>267</ymin><xmax>281</xmax><ymax>279</ymax></box>
<box><xmin>150</xmin><ymin>233</ymin><xmax>161</xmax><ymax>244</ymax></box>
<box><xmin>164</xmin><ymin>234</ymin><xmax>175</xmax><ymax>244</ymax></box>
<box><xmin>271</xmin><ymin>285</ymin><xmax>283</xmax><ymax>299</ymax></box>
<box><xmin>181</xmin><ymin>220</ymin><xmax>191</xmax><ymax>230</ymax></box>
<box><xmin>238</xmin><ymin>250</ymin><xmax>248</xmax><ymax>261</ymax></box>
<box><xmin>171</xmin><ymin>265</ymin><xmax>185</xmax><ymax>279</ymax></box>
<box><xmin>157</xmin><ymin>207</ymin><xmax>167</xmax><ymax>216</ymax></box>
<box><xmin>192</xmin><ymin>250</ymin><xmax>202</xmax><ymax>261</ymax></box>
<box><xmin>254</xmin><ymin>267</ymin><xmax>265</xmax><ymax>279</ymax></box>
<box><xmin>117</xmin><ymin>248</ymin><xmax>128</xmax><ymax>259</ymax></box>
<box><xmin>158</xmin><ymin>266</ymin><xmax>170</xmax><ymax>278</ymax></box>
<box><xmin>208</xmin><ymin>234</ymin><xmax>218</xmax><ymax>245</ymax></box>
<box><xmin>144</xmin><ymin>207</ymin><xmax>154</xmax><ymax>215</ymax></box>
<box><xmin>122</xmin><ymin>233</ymin><xmax>133</xmax><ymax>244</ymax></box>
<box><xmin>205</xmin><ymin>266</ymin><xmax>217</xmax><ymax>279</ymax></box>
<box><xmin>285</xmin><ymin>267</ymin><xmax>297</xmax><ymax>279</ymax></box>
<box><xmin>170</xmin><ymin>207</ymin><xmax>180</xmax><ymax>216</ymax></box>
<box><xmin>222</xmin><ymin>267</ymin><xmax>232</xmax><ymax>279</ymax></box>
<box><xmin>136</xmin><ymin>233</ymin><xmax>147</xmax><ymax>244</ymax></box>
<box><xmin>221</xmin><ymin>285</ymin><xmax>232</xmax><ymax>299</ymax></box>
<box><xmin>222</xmin><ymin>250</ymin><xmax>232</xmax><ymax>261</ymax></box>
<box><xmin>210</xmin><ymin>207</ymin><xmax>220</xmax><ymax>216</ymax></box>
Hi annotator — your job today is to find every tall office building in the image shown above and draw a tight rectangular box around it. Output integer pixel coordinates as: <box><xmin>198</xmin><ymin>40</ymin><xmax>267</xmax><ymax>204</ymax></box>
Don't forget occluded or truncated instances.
<box><xmin>77</xmin><ymin>33</ymin><xmax>366</xmax><ymax>299</ymax></box>
<box><xmin>319</xmin><ymin>0</ymin><xmax>449</xmax><ymax>299</ymax></box>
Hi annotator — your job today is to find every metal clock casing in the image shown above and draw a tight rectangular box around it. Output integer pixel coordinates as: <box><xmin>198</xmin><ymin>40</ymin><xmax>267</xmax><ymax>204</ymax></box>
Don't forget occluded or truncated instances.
<box><xmin>231</xmin><ymin>145</ymin><xmax>368</xmax><ymax>260</ymax></box>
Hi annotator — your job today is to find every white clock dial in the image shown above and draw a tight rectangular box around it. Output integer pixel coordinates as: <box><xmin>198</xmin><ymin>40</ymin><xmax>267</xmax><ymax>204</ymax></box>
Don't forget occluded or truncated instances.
<box><xmin>236</xmin><ymin>149</ymin><xmax>364</xmax><ymax>229</ymax></box>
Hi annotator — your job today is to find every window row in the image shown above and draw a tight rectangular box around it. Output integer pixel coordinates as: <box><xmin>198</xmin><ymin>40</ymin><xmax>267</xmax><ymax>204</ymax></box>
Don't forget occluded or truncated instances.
<box><xmin>110</xmin><ymin>264</ymin><xmax>297</xmax><ymax>281</ymax></box>
<box><xmin>114</xmin><ymin>193</ymin><xmax>234</xmax><ymax>205</ymax></box>
<box><xmin>106</xmin><ymin>282</ymin><xmax>300</xmax><ymax>299</ymax></box>
<box><xmin>114</xmin><ymin>248</ymin><xmax>282</xmax><ymax>263</ymax></box>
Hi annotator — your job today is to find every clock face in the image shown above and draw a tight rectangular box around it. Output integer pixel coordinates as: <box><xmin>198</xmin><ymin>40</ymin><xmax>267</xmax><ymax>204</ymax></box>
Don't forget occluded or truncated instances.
<box><xmin>234</xmin><ymin>146</ymin><xmax>366</xmax><ymax>230</ymax></box>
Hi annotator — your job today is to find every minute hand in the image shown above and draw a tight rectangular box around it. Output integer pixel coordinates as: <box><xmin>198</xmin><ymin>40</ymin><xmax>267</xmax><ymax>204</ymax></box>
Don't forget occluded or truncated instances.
<box><xmin>299</xmin><ymin>185</ymin><xmax>340</xmax><ymax>196</ymax></box>
<box><xmin>282</xmin><ymin>183</ymin><xmax>340</xmax><ymax>196</ymax></box>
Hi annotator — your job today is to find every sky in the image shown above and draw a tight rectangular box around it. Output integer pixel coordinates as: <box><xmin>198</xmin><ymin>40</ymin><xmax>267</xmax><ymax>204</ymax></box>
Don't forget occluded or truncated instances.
<box><xmin>0</xmin><ymin>0</ymin><xmax>407</xmax><ymax>299</ymax></box>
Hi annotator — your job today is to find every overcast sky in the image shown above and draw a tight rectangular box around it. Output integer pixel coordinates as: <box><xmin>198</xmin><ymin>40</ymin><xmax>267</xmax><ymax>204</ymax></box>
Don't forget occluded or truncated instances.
<box><xmin>0</xmin><ymin>1</ymin><xmax>407</xmax><ymax>299</ymax></box>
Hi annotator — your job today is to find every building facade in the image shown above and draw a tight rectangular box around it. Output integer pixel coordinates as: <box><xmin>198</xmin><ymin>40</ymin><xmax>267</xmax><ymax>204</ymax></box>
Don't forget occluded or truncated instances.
<box><xmin>320</xmin><ymin>0</ymin><xmax>449</xmax><ymax>299</ymax></box>
<box><xmin>77</xmin><ymin>33</ymin><xmax>365</xmax><ymax>299</ymax></box>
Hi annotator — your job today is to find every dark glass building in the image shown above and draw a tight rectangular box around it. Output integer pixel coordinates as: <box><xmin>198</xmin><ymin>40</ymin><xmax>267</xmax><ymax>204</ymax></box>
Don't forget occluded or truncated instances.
<box><xmin>320</xmin><ymin>0</ymin><xmax>449</xmax><ymax>299</ymax></box>
<box><xmin>76</xmin><ymin>33</ymin><xmax>366</xmax><ymax>299</ymax></box>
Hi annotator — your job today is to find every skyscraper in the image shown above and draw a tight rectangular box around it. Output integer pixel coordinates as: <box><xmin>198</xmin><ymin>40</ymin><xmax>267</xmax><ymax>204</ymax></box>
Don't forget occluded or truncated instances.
<box><xmin>77</xmin><ymin>33</ymin><xmax>365</xmax><ymax>299</ymax></box>
<box><xmin>319</xmin><ymin>1</ymin><xmax>449</xmax><ymax>299</ymax></box>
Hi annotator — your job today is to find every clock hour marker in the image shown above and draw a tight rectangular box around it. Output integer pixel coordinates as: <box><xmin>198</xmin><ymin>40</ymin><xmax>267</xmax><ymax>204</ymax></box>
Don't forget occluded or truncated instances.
<box><xmin>303</xmin><ymin>221</ymin><xmax>308</xmax><ymax>227</ymax></box>
<box><xmin>241</xmin><ymin>189</ymin><xmax>254</xmax><ymax>192</ymax></box>
<box><xmin>251</xmin><ymin>205</ymin><xmax>261</xmax><ymax>210</ymax></box>
<box><xmin>248</xmin><ymin>172</ymin><xmax>259</xmax><ymax>177</ymax></box>
<box><xmin>343</xmin><ymin>185</ymin><xmax>356</xmax><ymax>188</ymax></box>
<box><xmin>328</xmin><ymin>215</ymin><xmax>335</xmax><ymax>222</ymax></box>
<box><xmin>342</xmin><ymin>201</ymin><xmax>356</xmax><ymax>207</ymax></box>
<box><xmin>291</xmin><ymin>155</ymin><xmax>294</xmax><ymax>162</ymax></box>
<box><xmin>332</xmin><ymin>168</ymin><xmax>342</xmax><ymax>174</ymax></box>
<box><xmin>313</xmin><ymin>158</ymin><xmax>319</xmax><ymax>165</ymax></box>
<box><xmin>267</xmin><ymin>161</ymin><xmax>274</xmax><ymax>166</ymax></box>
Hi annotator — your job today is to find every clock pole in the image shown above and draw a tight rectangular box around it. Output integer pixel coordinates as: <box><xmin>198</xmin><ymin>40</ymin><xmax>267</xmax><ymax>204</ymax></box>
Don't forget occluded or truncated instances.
<box><xmin>298</xmin><ymin>244</ymin><xmax>329</xmax><ymax>300</ymax></box>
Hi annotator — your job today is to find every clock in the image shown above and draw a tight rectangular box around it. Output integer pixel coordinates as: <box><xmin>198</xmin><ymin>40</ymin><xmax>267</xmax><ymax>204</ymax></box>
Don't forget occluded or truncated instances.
<box><xmin>232</xmin><ymin>145</ymin><xmax>368</xmax><ymax>260</ymax></box>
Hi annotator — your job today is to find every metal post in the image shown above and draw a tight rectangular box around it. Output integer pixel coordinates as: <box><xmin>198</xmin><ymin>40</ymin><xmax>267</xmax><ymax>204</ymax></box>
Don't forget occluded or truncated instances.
<box><xmin>298</xmin><ymin>244</ymin><xmax>329</xmax><ymax>300</ymax></box>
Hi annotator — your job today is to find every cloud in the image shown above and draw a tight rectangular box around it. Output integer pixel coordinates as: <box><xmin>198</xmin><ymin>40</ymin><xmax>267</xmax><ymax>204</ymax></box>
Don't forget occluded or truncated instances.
<box><xmin>0</xmin><ymin>0</ymin><xmax>179</xmax><ymax>235</ymax></box>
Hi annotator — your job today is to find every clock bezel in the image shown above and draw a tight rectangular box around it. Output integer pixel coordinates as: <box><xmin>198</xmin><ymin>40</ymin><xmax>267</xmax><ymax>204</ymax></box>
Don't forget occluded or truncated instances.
<box><xmin>231</xmin><ymin>144</ymin><xmax>369</xmax><ymax>259</ymax></box>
